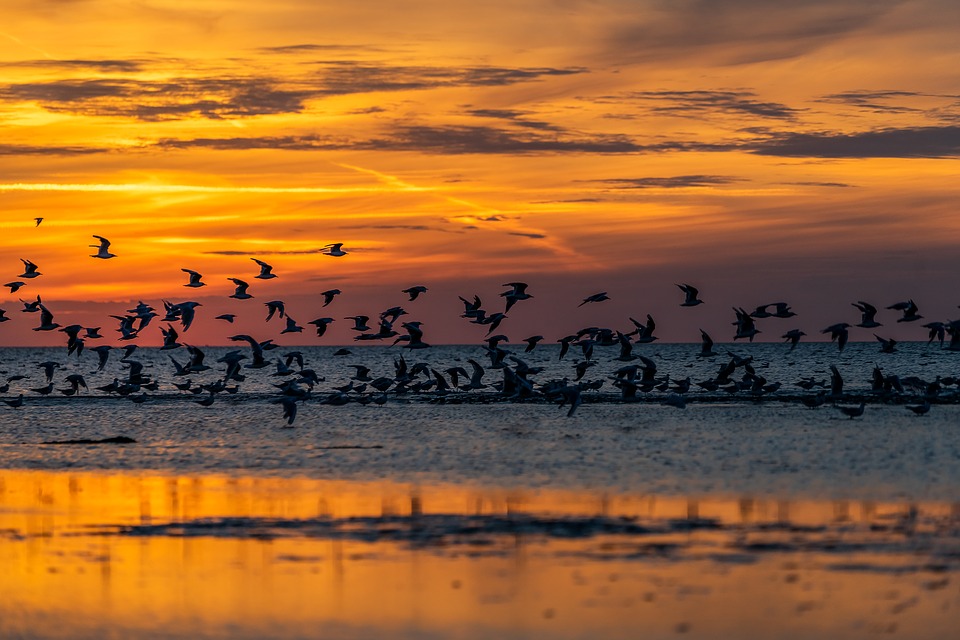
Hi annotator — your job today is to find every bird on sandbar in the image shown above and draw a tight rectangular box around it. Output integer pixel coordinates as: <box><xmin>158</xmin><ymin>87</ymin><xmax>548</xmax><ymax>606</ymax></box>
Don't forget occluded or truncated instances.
<box><xmin>836</xmin><ymin>402</ymin><xmax>865</xmax><ymax>419</ymax></box>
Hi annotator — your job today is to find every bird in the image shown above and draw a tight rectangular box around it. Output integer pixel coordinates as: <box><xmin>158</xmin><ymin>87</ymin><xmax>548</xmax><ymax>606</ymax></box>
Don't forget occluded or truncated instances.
<box><xmin>182</xmin><ymin>269</ymin><xmax>206</xmax><ymax>288</ymax></box>
<box><xmin>264</xmin><ymin>300</ymin><xmax>286</xmax><ymax>321</ymax></box>
<box><xmin>852</xmin><ymin>301</ymin><xmax>882</xmax><ymax>328</ymax></box>
<box><xmin>215</xmin><ymin>314</ymin><xmax>236</xmax><ymax>323</ymax></box>
<box><xmin>324</xmin><ymin>243</ymin><xmax>348</xmax><ymax>257</ymax></box>
<box><xmin>34</xmin><ymin>218</ymin><xmax>43</xmax><ymax>227</ymax></box>
<box><xmin>837</xmin><ymin>402</ymin><xmax>866</xmax><ymax>420</ymax></box>
<box><xmin>888</xmin><ymin>299</ymin><xmax>922</xmax><ymax>323</ymax></box>
<box><xmin>875</xmin><ymin>334</ymin><xmax>897</xmax><ymax>353</ymax></box>
<box><xmin>4</xmin><ymin>282</ymin><xmax>25</xmax><ymax>293</ymax></box>
<box><xmin>345</xmin><ymin>315</ymin><xmax>371</xmax><ymax>332</ymax></box>
<box><xmin>402</xmin><ymin>285</ymin><xmax>428</xmax><ymax>301</ymax></box>
<box><xmin>280</xmin><ymin>316</ymin><xmax>303</xmax><ymax>334</ymax></box>
<box><xmin>252</xmin><ymin>258</ymin><xmax>277</xmax><ymax>279</ymax></box>
<box><xmin>0</xmin><ymin>309</ymin><xmax>8</xmax><ymax>323</ymax></box>
<box><xmin>579</xmin><ymin>292</ymin><xmax>609</xmax><ymax>307</ymax></box>
<box><xmin>732</xmin><ymin>308</ymin><xmax>760</xmax><ymax>341</ymax></box>
<box><xmin>906</xmin><ymin>401</ymin><xmax>931</xmax><ymax>416</ymax></box>
<box><xmin>782</xmin><ymin>329</ymin><xmax>806</xmax><ymax>350</ymax></box>
<box><xmin>321</xmin><ymin>289</ymin><xmax>341</xmax><ymax>306</ymax></box>
<box><xmin>19</xmin><ymin>259</ymin><xmax>41</xmax><ymax>278</ymax></box>
<box><xmin>33</xmin><ymin>304</ymin><xmax>60</xmax><ymax>331</ymax></box>
<box><xmin>228</xmin><ymin>278</ymin><xmax>253</xmax><ymax>299</ymax></box>
<box><xmin>500</xmin><ymin>282</ymin><xmax>532</xmax><ymax>313</ymax></box>
<box><xmin>89</xmin><ymin>236</ymin><xmax>116</xmax><ymax>259</ymax></box>
<box><xmin>698</xmin><ymin>329</ymin><xmax>716</xmax><ymax>357</ymax></box>
<box><xmin>523</xmin><ymin>335</ymin><xmax>544</xmax><ymax>352</ymax></box>
<box><xmin>821</xmin><ymin>323</ymin><xmax>851</xmax><ymax>351</ymax></box>
<box><xmin>308</xmin><ymin>317</ymin><xmax>334</xmax><ymax>337</ymax></box>
<box><xmin>677</xmin><ymin>284</ymin><xmax>703</xmax><ymax>307</ymax></box>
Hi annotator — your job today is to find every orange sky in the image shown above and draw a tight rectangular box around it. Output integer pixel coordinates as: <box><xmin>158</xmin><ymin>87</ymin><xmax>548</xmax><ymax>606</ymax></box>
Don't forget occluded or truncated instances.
<box><xmin>1</xmin><ymin>0</ymin><xmax>959</xmax><ymax>346</ymax></box>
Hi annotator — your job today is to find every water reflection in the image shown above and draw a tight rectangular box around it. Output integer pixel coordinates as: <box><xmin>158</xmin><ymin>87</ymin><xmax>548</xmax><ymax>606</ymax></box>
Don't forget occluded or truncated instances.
<box><xmin>0</xmin><ymin>471</ymin><xmax>958</xmax><ymax>639</ymax></box>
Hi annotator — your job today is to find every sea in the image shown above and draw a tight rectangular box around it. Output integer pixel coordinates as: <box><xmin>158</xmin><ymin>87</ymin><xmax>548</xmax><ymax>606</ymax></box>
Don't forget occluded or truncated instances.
<box><xmin>0</xmin><ymin>341</ymin><xmax>958</xmax><ymax>639</ymax></box>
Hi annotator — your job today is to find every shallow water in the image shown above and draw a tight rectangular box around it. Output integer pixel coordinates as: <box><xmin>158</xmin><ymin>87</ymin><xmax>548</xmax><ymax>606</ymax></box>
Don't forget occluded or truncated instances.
<box><xmin>1</xmin><ymin>343</ymin><xmax>959</xmax><ymax>638</ymax></box>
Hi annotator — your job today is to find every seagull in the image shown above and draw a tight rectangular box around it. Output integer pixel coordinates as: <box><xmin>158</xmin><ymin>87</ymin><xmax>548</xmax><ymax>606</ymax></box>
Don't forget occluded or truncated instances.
<box><xmin>90</xmin><ymin>345</ymin><xmax>112</xmax><ymax>372</ymax></box>
<box><xmin>84</xmin><ymin>327</ymin><xmax>102</xmax><ymax>338</ymax></box>
<box><xmin>308</xmin><ymin>317</ymin><xmax>334</xmax><ymax>337</ymax></box>
<box><xmin>852</xmin><ymin>301</ymin><xmax>882</xmax><ymax>328</ymax></box>
<box><xmin>324</xmin><ymin>243</ymin><xmax>348</xmax><ymax>257</ymax></box>
<box><xmin>280</xmin><ymin>316</ymin><xmax>303</xmax><ymax>334</ymax></box>
<box><xmin>732</xmin><ymin>308</ymin><xmax>760</xmax><ymax>341</ymax></box>
<box><xmin>906</xmin><ymin>401</ymin><xmax>931</xmax><ymax>416</ymax></box>
<box><xmin>888</xmin><ymin>299</ymin><xmax>922</xmax><ymax>323</ymax></box>
<box><xmin>782</xmin><ymin>329</ymin><xmax>806</xmax><ymax>350</ymax></box>
<box><xmin>0</xmin><ymin>309</ymin><xmax>8</xmax><ymax>323</ymax></box>
<box><xmin>321</xmin><ymin>289</ymin><xmax>341</xmax><ymax>306</ymax></box>
<box><xmin>252</xmin><ymin>258</ymin><xmax>277</xmax><ymax>279</ymax></box>
<box><xmin>228</xmin><ymin>278</ymin><xmax>253</xmax><ymax>299</ymax></box>
<box><xmin>500</xmin><ymin>282</ymin><xmax>532</xmax><ymax>313</ymax></box>
<box><xmin>836</xmin><ymin>402</ymin><xmax>865</xmax><ymax>420</ymax></box>
<box><xmin>698</xmin><ymin>329</ymin><xmax>716</xmax><ymax>357</ymax></box>
<box><xmin>677</xmin><ymin>283</ymin><xmax>703</xmax><ymax>307</ymax></box>
<box><xmin>875</xmin><ymin>334</ymin><xmax>897</xmax><ymax>353</ymax></box>
<box><xmin>89</xmin><ymin>236</ymin><xmax>116</xmax><ymax>259</ymax></box>
<box><xmin>265</xmin><ymin>300</ymin><xmax>286</xmax><ymax>321</ymax></box>
<box><xmin>4</xmin><ymin>281</ymin><xmax>25</xmax><ymax>293</ymax></box>
<box><xmin>215</xmin><ymin>314</ymin><xmax>236</xmax><ymax>323</ymax></box>
<box><xmin>402</xmin><ymin>285</ymin><xmax>428</xmax><ymax>301</ymax></box>
<box><xmin>33</xmin><ymin>304</ymin><xmax>60</xmax><ymax>331</ymax></box>
<box><xmin>21</xmin><ymin>295</ymin><xmax>42</xmax><ymax>313</ymax></box>
<box><xmin>19</xmin><ymin>259</ymin><xmax>41</xmax><ymax>278</ymax></box>
<box><xmin>34</xmin><ymin>218</ymin><xmax>43</xmax><ymax>227</ymax></box>
<box><xmin>578</xmin><ymin>292</ymin><xmax>609</xmax><ymax>307</ymax></box>
<box><xmin>630</xmin><ymin>314</ymin><xmax>658</xmax><ymax>343</ymax></box>
<box><xmin>821</xmin><ymin>323</ymin><xmax>851</xmax><ymax>351</ymax></box>
<box><xmin>345</xmin><ymin>315</ymin><xmax>371</xmax><ymax>332</ymax></box>
<box><xmin>523</xmin><ymin>335</ymin><xmax>543</xmax><ymax>352</ymax></box>
<box><xmin>182</xmin><ymin>269</ymin><xmax>206</xmax><ymax>288</ymax></box>
<box><xmin>3</xmin><ymin>394</ymin><xmax>23</xmax><ymax>408</ymax></box>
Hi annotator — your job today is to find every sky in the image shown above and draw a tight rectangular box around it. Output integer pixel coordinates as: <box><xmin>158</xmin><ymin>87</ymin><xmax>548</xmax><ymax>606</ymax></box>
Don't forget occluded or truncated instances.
<box><xmin>1</xmin><ymin>0</ymin><xmax>959</xmax><ymax>347</ymax></box>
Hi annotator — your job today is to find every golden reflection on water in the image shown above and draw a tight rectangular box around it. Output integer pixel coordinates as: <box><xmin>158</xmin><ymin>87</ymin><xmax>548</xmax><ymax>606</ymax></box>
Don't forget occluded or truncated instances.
<box><xmin>0</xmin><ymin>471</ymin><xmax>958</xmax><ymax>639</ymax></box>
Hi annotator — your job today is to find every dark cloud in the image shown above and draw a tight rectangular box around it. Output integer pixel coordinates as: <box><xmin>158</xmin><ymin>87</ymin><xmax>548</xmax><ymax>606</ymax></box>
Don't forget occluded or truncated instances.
<box><xmin>370</xmin><ymin>124</ymin><xmax>641</xmax><ymax>154</ymax></box>
<box><xmin>465</xmin><ymin>108</ymin><xmax>564</xmax><ymax>131</ymax></box>
<box><xmin>3</xmin><ymin>59</ymin><xmax>145</xmax><ymax>72</ymax></box>
<box><xmin>817</xmin><ymin>90</ymin><xmax>928</xmax><ymax>114</ymax></box>
<box><xmin>590</xmin><ymin>90</ymin><xmax>800</xmax><ymax>120</ymax></box>
<box><xmin>154</xmin><ymin>135</ymin><xmax>350</xmax><ymax>151</ymax></box>
<box><xmin>508</xmin><ymin>232</ymin><xmax>547</xmax><ymax>239</ymax></box>
<box><xmin>0</xmin><ymin>63</ymin><xmax>587</xmax><ymax>121</ymax></box>
<box><xmin>338</xmin><ymin>224</ymin><xmax>465</xmax><ymax>234</ymax></box>
<box><xmin>257</xmin><ymin>44</ymin><xmax>385</xmax><ymax>54</ymax></box>
<box><xmin>0</xmin><ymin>143</ymin><xmax>109</xmax><ymax>155</ymax></box>
<box><xmin>592</xmin><ymin>175</ymin><xmax>743</xmax><ymax>189</ymax></box>
<box><xmin>750</xmin><ymin>126</ymin><xmax>960</xmax><ymax>158</ymax></box>
<box><xmin>785</xmin><ymin>181</ymin><xmax>856</xmax><ymax>188</ymax></box>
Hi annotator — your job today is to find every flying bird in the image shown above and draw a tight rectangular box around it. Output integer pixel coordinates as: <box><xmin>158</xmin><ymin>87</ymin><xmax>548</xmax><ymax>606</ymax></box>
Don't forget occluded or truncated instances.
<box><xmin>182</xmin><ymin>269</ymin><xmax>206</xmax><ymax>288</ymax></box>
<box><xmin>308</xmin><ymin>317</ymin><xmax>334</xmax><ymax>337</ymax></box>
<box><xmin>321</xmin><ymin>289</ymin><xmax>341</xmax><ymax>307</ymax></box>
<box><xmin>34</xmin><ymin>218</ymin><xmax>43</xmax><ymax>227</ymax></box>
<box><xmin>90</xmin><ymin>236</ymin><xmax>116</xmax><ymax>259</ymax></box>
<box><xmin>500</xmin><ymin>282</ymin><xmax>532</xmax><ymax>313</ymax></box>
<box><xmin>4</xmin><ymin>282</ymin><xmax>25</xmax><ymax>293</ymax></box>
<box><xmin>215</xmin><ymin>314</ymin><xmax>236</xmax><ymax>323</ymax></box>
<box><xmin>888</xmin><ymin>299</ymin><xmax>922</xmax><ymax>323</ymax></box>
<box><xmin>19</xmin><ymin>259</ymin><xmax>41</xmax><ymax>278</ymax></box>
<box><xmin>782</xmin><ymin>329</ymin><xmax>806</xmax><ymax>350</ymax></box>
<box><xmin>402</xmin><ymin>285</ymin><xmax>428</xmax><ymax>301</ymax></box>
<box><xmin>852</xmin><ymin>301</ymin><xmax>882</xmax><ymax>328</ymax></box>
<box><xmin>252</xmin><ymin>258</ymin><xmax>277</xmax><ymax>279</ymax></box>
<box><xmin>579</xmin><ymin>292</ymin><xmax>609</xmax><ymax>307</ymax></box>
<box><xmin>821</xmin><ymin>322</ymin><xmax>851</xmax><ymax>351</ymax></box>
<box><xmin>228</xmin><ymin>278</ymin><xmax>253</xmax><ymax>300</ymax></box>
<box><xmin>324</xmin><ymin>243</ymin><xmax>348</xmax><ymax>257</ymax></box>
<box><xmin>676</xmin><ymin>283</ymin><xmax>703</xmax><ymax>307</ymax></box>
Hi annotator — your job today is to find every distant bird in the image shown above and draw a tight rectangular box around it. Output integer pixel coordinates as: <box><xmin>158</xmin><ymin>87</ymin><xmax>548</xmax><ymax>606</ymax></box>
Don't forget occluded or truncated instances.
<box><xmin>324</xmin><ymin>243</ymin><xmax>348</xmax><ymax>257</ymax></box>
<box><xmin>84</xmin><ymin>327</ymin><xmax>102</xmax><ymax>338</ymax></box>
<box><xmin>888</xmin><ymin>299</ymin><xmax>922</xmax><ymax>323</ymax></box>
<box><xmin>280</xmin><ymin>316</ymin><xmax>303</xmax><ymax>334</ymax></box>
<box><xmin>402</xmin><ymin>285</ymin><xmax>428</xmax><ymax>301</ymax></box>
<box><xmin>182</xmin><ymin>269</ymin><xmax>206</xmax><ymax>288</ymax></box>
<box><xmin>579</xmin><ymin>292</ymin><xmax>609</xmax><ymax>307</ymax></box>
<box><xmin>852</xmin><ymin>301</ymin><xmax>882</xmax><ymax>328</ymax></box>
<box><xmin>274</xmin><ymin>397</ymin><xmax>299</xmax><ymax>425</ymax></box>
<box><xmin>228</xmin><ymin>278</ymin><xmax>253</xmax><ymax>299</ymax></box>
<box><xmin>677</xmin><ymin>283</ymin><xmax>703</xmax><ymax>307</ymax></box>
<box><xmin>90</xmin><ymin>345</ymin><xmax>112</xmax><ymax>371</ymax></box>
<box><xmin>4</xmin><ymin>281</ymin><xmax>25</xmax><ymax>293</ymax></box>
<box><xmin>215</xmin><ymin>314</ymin><xmax>236</xmax><ymax>323</ymax></box>
<box><xmin>34</xmin><ymin>218</ymin><xmax>43</xmax><ymax>227</ymax></box>
<box><xmin>906</xmin><ymin>401</ymin><xmax>931</xmax><ymax>416</ymax></box>
<box><xmin>21</xmin><ymin>295</ymin><xmax>42</xmax><ymax>313</ymax></box>
<box><xmin>924</xmin><ymin>322</ymin><xmax>946</xmax><ymax>347</ymax></box>
<box><xmin>460</xmin><ymin>295</ymin><xmax>483</xmax><ymax>318</ymax></box>
<box><xmin>252</xmin><ymin>258</ymin><xmax>277</xmax><ymax>279</ymax></box>
<box><xmin>629</xmin><ymin>315</ymin><xmax>658</xmax><ymax>343</ymax></box>
<box><xmin>89</xmin><ymin>236</ymin><xmax>116</xmax><ymax>259</ymax></box>
<box><xmin>500</xmin><ymin>282</ymin><xmax>532</xmax><ymax>313</ymax></box>
<box><xmin>3</xmin><ymin>394</ymin><xmax>23</xmax><ymax>408</ymax></box>
<box><xmin>821</xmin><ymin>322</ymin><xmax>851</xmax><ymax>351</ymax></box>
<box><xmin>0</xmin><ymin>309</ymin><xmax>8</xmax><ymax>323</ymax></box>
<box><xmin>782</xmin><ymin>329</ymin><xmax>806</xmax><ymax>350</ymax></box>
<box><xmin>837</xmin><ymin>402</ymin><xmax>865</xmax><ymax>420</ymax></box>
<box><xmin>321</xmin><ymin>289</ymin><xmax>341</xmax><ymax>306</ymax></box>
<box><xmin>19</xmin><ymin>259</ymin><xmax>41</xmax><ymax>278</ymax></box>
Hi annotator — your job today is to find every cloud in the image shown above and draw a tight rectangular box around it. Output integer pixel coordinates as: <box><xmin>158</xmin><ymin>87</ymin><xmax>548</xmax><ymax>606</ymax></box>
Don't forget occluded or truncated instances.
<box><xmin>749</xmin><ymin>126</ymin><xmax>960</xmax><ymax>158</ymax></box>
<box><xmin>591</xmin><ymin>175</ymin><xmax>743</xmax><ymax>189</ymax></box>
<box><xmin>508</xmin><ymin>231</ymin><xmax>547</xmax><ymax>239</ymax></box>
<box><xmin>784</xmin><ymin>181</ymin><xmax>856</xmax><ymax>188</ymax></box>
<box><xmin>464</xmin><ymin>108</ymin><xmax>564</xmax><ymax>131</ymax></box>
<box><xmin>370</xmin><ymin>124</ymin><xmax>641</xmax><ymax>154</ymax></box>
<box><xmin>0</xmin><ymin>143</ymin><xmax>110</xmax><ymax>155</ymax></box>
<box><xmin>2</xmin><ymin>58</ymin><xmax>146</xmax><ymax>72</ymax></box>
<box><xmin>589</xmin><ymin>90</ymin><xmax>800</xmax><ymax>120</ymax></box>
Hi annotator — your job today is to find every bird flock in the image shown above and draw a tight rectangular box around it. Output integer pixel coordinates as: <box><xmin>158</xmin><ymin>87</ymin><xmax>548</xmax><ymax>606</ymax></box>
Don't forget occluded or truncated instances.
<box><xmin>2</xmin><ymin>235</ymin><xmax>959</xmax><ymax>425</ymax></box>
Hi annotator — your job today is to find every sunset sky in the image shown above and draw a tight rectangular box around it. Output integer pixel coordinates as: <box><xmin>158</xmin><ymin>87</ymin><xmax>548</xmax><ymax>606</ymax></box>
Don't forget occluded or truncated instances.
<box><xmin>1</xmin><ymin>0</ymin><xmax>959</xmax><ymax>346</ymax></box>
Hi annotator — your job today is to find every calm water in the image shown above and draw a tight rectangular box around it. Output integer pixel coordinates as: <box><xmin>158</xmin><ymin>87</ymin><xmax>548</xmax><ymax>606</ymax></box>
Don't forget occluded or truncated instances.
<box><xmin>1</xmin><ymin>342</ymin><xmax>959</xmax><ymax>638</ymax></box>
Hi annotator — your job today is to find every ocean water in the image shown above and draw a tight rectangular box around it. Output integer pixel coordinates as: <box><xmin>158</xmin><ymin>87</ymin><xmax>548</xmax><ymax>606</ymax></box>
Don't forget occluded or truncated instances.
<box><xmin>1</xmin><ymin>341</ymin><xmax>959</xmax><ymax>639</ymax></box>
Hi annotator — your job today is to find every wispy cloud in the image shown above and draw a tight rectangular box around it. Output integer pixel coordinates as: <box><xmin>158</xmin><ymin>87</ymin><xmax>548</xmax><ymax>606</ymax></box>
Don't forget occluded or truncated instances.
<box><xmin>749</xmin><ymin>126</ymin><xmax>960</xmax><ymax>158</ymax></box>
<box><xmin>591</xmin><ymin>175</ymin><xmax>743</xmax><ymax>189</ymax></box>
<box><xmin>588</xmin><ymin>90</ymin><xmax>800</xmax><ymax>120</ymax></box>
